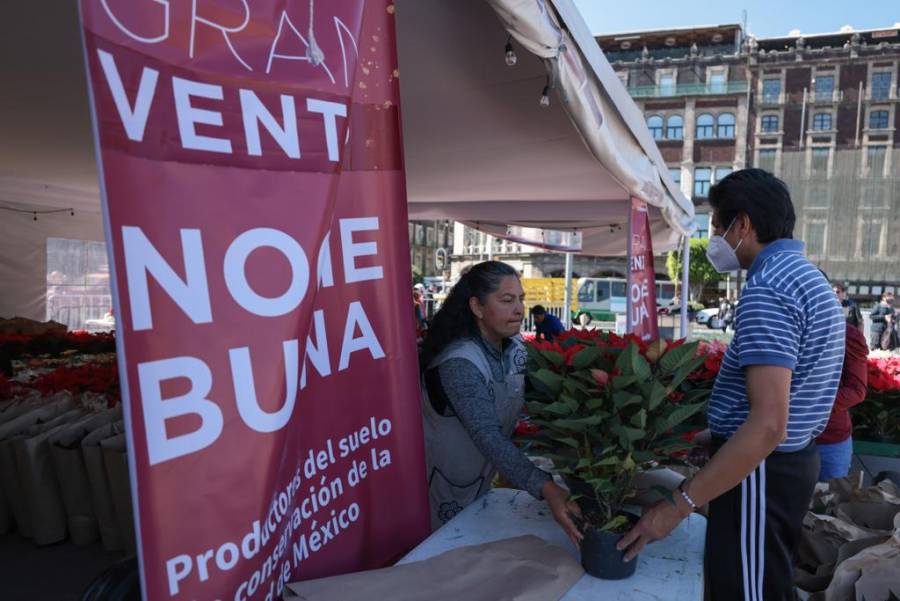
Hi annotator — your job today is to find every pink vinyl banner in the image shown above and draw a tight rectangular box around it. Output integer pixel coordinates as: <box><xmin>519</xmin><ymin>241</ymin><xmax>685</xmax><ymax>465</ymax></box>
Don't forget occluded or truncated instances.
<box><xmin>77</xmin><ymin>1</ymin><xmax>430</xmax><ymax>599</ymax></box>
<box><xmin>626</xmin><ymin>197</ymin><xmax>659</xmax><ymax>341</ymax></box>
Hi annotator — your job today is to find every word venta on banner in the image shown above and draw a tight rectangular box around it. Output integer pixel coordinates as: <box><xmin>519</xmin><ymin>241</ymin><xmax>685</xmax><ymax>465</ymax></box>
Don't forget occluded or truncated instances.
<box><xmin>165</xmin><ymin>418</ymin><xmax>395</xmax><ymax>600</ymax></box>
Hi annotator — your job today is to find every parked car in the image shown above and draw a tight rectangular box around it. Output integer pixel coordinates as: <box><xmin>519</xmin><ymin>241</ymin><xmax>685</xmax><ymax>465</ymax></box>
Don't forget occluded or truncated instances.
<box><xmin>696</xmin><ymin>307</ymin><xmax>719</xmax><ymax>326</ymax></box>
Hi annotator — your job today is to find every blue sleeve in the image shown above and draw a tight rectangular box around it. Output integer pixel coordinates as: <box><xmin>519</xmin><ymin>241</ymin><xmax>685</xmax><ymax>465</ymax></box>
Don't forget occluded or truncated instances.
<box><xmin>550</xmin><ymin>315</ymin><xmax>565</xmax><ymax>335</ymax></box>
<box><xmin>735</xmin><ymin>284</ymin><xmax>799</xmax><ymax>370</ymax></box>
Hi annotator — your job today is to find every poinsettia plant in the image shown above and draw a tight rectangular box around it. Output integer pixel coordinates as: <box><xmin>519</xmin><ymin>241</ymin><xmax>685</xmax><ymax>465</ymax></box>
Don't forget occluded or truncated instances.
<box><xmin>853</xmin><ymin>355</ymin><xmax>900</xmax><ymax>442</ymax></box>
<box><xmin>522</xmin><ymin>331</ymin><xmax>711</xmax><ymax>532</ymax></box>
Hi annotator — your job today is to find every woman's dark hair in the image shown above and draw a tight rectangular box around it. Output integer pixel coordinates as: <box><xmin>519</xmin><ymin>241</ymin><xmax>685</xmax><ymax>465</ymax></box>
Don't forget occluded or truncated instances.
<box><xmin>420</xmin><ymin>261</ymin><xmax>519</xmax><ymax>369</ymax></box>
<box><xmin>708</xmin><ymin>169</ymin><xmax>795</xmax><ymax>243</ymax></box>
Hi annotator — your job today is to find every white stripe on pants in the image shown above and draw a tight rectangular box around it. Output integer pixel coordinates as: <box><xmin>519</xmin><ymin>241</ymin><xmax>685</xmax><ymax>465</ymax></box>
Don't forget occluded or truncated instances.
<box><xmin>741</xmin><ymin>460</ymin><xmax>767</xmax><ymax>601</ymax></box>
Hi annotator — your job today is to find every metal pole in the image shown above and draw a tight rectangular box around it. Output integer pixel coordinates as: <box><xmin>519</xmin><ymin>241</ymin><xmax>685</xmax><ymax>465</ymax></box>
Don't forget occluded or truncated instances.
<box><xmin>799</xmin><ymin>87</ymin><xmax>808</xmax><ymax>149</ymax></box>
<box><xmin>564</xmin><ymin>252</ymin><xmax>573</xmax><ymax>329</ymax></box>
<box><xmin>486</xmin><ymin>234</ymin><xmax>494</xmax><ymax>261</ymax></box>
<box><xmin>680</xmin><ymin>235</ymin><xmax>690</xmax><ymax>339</ymax></box>
<box><xmin>855</xmin><ymin>81</ymin><xmax>863</xmax><ymax>148</ymax></box>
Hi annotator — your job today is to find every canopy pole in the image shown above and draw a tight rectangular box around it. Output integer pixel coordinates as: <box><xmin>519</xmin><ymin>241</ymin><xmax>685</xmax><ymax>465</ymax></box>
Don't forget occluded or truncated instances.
<box><xmin>680</xmin><ymin>235</ymin><xmax>690</xmax><ymax>339</ymax></box>
<box><xmin>486</xmin><ymin>234</ymin><xmax>494</xmax><ymax>261</ymax></box>
<box><xmin>564</xmin><ymin>252</ymin><xmax>573</xmax><ymax>329</ymax></box>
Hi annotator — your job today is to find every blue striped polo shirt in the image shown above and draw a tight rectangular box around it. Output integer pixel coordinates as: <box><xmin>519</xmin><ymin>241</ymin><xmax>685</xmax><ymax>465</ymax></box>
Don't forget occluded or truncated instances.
<box><xmin>707</xmin><ymin>239</ymin><xmax>845</xmax><ymax>452</ymax></box>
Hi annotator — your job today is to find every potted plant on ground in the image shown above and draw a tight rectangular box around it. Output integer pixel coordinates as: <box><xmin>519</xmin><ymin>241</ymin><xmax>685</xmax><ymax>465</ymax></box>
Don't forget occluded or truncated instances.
<box><xmin>522</xmin><ymin>332</ymin><xmax>710</xmax><ymax>579</ymax></box>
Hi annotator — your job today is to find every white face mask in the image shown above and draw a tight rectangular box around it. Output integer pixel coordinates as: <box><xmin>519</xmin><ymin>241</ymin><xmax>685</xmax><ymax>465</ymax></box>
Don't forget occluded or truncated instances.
<box><xmin>706</xmin><ymin>217</ymin><xmax>744</xmax><ymax>273</ymax></box>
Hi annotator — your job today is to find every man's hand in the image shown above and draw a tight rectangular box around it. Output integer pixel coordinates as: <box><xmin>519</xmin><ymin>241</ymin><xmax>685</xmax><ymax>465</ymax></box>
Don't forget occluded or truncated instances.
<box><xmin>616</xmin><ymin>494</ymin><xmax>691</xmax><ymax>562</ymax></box>
<box><xmin>542</xmin><ymin>480</ymin><xmax>584</xmax><ymax>546</ymax></box>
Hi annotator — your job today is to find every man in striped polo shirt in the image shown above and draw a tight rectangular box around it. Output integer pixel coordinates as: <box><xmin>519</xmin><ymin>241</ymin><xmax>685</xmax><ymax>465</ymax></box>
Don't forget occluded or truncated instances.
<box><xmin>619</xmin><ymin>169</ymin><xmax>845</xmax><ymax>601</ymax></box>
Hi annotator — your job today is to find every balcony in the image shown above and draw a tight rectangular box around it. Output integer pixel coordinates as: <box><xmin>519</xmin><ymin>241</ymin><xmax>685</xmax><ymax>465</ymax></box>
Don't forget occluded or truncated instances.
<box><xmin>627</xmin><ymin>81</ymin><xmax>749</xmax><ymax>98</ymax></box>
<box><xmin>866</xmin><ymin>87</ymin><xmax>898</xmax><ymax>102</ymax></box>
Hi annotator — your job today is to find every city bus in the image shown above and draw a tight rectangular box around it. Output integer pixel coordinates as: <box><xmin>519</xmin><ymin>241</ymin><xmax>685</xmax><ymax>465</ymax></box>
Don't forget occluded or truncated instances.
<box><xmin>573</xmin><ymin>277</ymin><xmax>676</xmax><ymax>324</ymax></box>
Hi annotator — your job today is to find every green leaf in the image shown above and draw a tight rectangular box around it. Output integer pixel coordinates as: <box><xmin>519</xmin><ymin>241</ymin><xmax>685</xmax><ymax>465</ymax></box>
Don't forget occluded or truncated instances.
<box><xmin>541</xmin><ymin>350</ymin><xmax>565</xmax><ymax>368</ymax></box>
<box><xmin>632</xmin><ymin>351</ymin><xmax>652</xmax><ymax>381</ymax></box>
<box><xmin>530</xmin><ymin>369</ymin><xmax>563</xmax><ymax>396</ymax></box>
<box><xmin>613</xmin><ymin>391</ymin><xmax>643</xmax><ymax>410</ymax></box>
<box><xmin>558</xmin><ymin>437</ymin><xmax>581</xmax><ymax>449</ymax></box>
<box><xmin>632</xmin><ymin>450</ymin><xmax>656</xmax><ymax>463</ymax></box>
<box><xmin>622</xmin><ymin>454</ymin><xmax>636</xmax><ymax>472</ymax></box>
<box><xmin>612</xmin><ymin>375</ymin><xmax>636</xmax><ymax>390</ymax></box>
<box><xmin>586</xmin><ymin>396</ymin><xmax>607</xmax><ymax>411</ymax></box>
<box><xmin>560</xmin><ymin>336</ymin><xmax>581</xmax><ymax>350</ymax></box>
<box><xmin>615</xmin><ymin>344</ymin><xmax>636</xmax><ymax>376</ymax></box>
<box><xmin>554</xmin><ymin>415</ymin><xmax>608</xmax><ymax>430</ymax></box>
<box><xmin>563</xmin><ymin>378</ymin><xmax>592</xmax><ymax>398</ymax></box>
<box><xmin>592</xmin><ymin>456</ymin><xmax>621</xmax><ymax>467</ymax></box>
<box><xmin>629</xmin><ymin>409</ymin><xmax>647</xmax><ymax>430</ymax></box>
<box><xmin>559</xmin><ymin>394</ymin><xmax>581</xmax><ymax>413</ymax></box>
<box><xmin>572</xmin><ymin>346</ymin><xmax>605</xmax><ymax>370</ymax></box>
<box><xmin>526</xmin><ymin>401</ymin><xmax>572</xmax><ymax>416</ymax></box>
<box><xmin>526</xmin><ymin>343</ymin><xmax>550</xmax><ymax>370</ymax></box>
<box><xmin>659</xmin><ymin>342</ymin><xmax>699</xmax><ymax>375</ymax></box>
<box><xmin>599</xmin><ymin>515</ymin><xmax>629</xmax><ymax>532</ymax></box>
<box><xmin>666</xmin><ymin>355</ymin><xmax>706</xmax><ymax>391</ymax></box>
<box><xmin>647</xmin><ymin>381</ymin><xmax>669</xmax><ymax>412</ymax></box>
<box><xmin>611</xmin><ymin>424</ymin><xmax>645</xmax><ymax>443</ymax></box>
<box><xmin>663</xmin><ymin>401</ymin><xmax>707</xmax><ymax>432</ymax></box>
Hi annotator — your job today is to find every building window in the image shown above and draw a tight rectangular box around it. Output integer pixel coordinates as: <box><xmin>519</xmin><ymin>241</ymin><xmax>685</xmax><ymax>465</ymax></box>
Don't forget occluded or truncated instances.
<box><xmin>426</xmin><ymin>226</ymin><xmax>435</xmax><ymax>246</ymax></box>
<box><xmin>46</xmin><ymin>239</ymin><xmax>113</xmax><ymax>332</ymax></box>
<box><xmin>761</xmin><ymin>114</ymin><xmax>779</xmax><ymax>133</ymax></box>
<box><xmin>717</xmin><ymin>113</ymin><xmax>736</xmax><ymax>138</ymax></box>
<box><xmin>666</xmin><ymin>115</ymin><xmax>684</xmax><ymax>139</ymax></box>
<box><xmin>805</xmin><ymin>222</ymin><xmax>826</xmax><ymax>256</ymax></box>
<box><xmin>762</xmin><ymin>78</ymin><xmax>781</xmax><ymax>103</ymax></box>
<box><xmin>692</xmin><ymin>213</ymin><xmax>710</xmax><ymax>239</ymax></box>
<box><xmin>860</xmin><ymin>220</ymin><xmax>883</xmax><ymax>257</ymax></box>
<box><xmin>869</xmin><ymin>110</ymin><xmax>889</xmax><ymax>130</ymax></box>
<box><xmin>694</xmin><ymin>167</ymin><xmax>712</xmax><ymax>197</ymax></box>
<box><xmin>862</xmin><ymin>185</ymin><xmax>887</xmax><ymax>208</ymax></box>
<box><xmin>814</xmin><ymin>75</ymin><xmax>834</xmax><ymax>102</ymax></box>
<box><xmin>647</xmin><ymin>115</ymin><xmax>664</xmax><ymax>139</ymax></box>
<box><xmin>807</xmin><ymin>186</ymin><xmax>829</xmax><ymax>208</ymax></box>
<box><xmin>811</xmin><ymin>148</ymin><xmax>830</xmax><ymax>175</ymax></box>
<box><xmin>811</xmin><ymin>112</ymin><xmax>832</xmax><ymax>131</ymax></box>
<box><xmin>669</xmin><ymin>167</ymin><xmax>682</xmax><ymax>185</ymax></box>
<box><xmin>617</xmin><ymin>71</ymin><xmax>629</xmax><ymax>87</ymax></box>
<box><xmin>871</xmin><ymin>71</ymin><xmax>892</xmax><ymax>101</ymax></box>
<box><xmin>867</xmin><ymin>145</ymin><xmax>887</xmax><ymax>178</ymax></box>
<box><xmin>659</xmin><ymin>74</ymin><xmax>675</xmax><ymax>96</ymax></box>
<box><xmin>715</xmin><ymin>167</ymin><xmax>733</xmax><ymax>184</ymax></box>
<box><xmin>696</xmin><ymin>113</ymin><xmax>715</xmax><ymax>139</ymax></box>
<box><xmin>709</xmin><ymin>72</ymin><xmax>726</xmax><ymax>94</ymax></box>
<box><xmin>758</xmin><ymin>149</ymin><xmax>777</xmax><ymax>173</ymax></box>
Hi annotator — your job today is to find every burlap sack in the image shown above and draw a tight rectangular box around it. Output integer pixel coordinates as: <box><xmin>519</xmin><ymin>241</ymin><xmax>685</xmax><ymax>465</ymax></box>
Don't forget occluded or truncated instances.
<box><xmin>101</xmin><ymin>433</ymin><xmax>135</xmax><ymax>553</ymax></box>
<box><xmin>284</xmin><ymin>535</ymin><xmax>584</xmax><ymax>601</ymax></box>
<box><xmin>82</xmin><ymin>420</ymin><xmax>125</xmax><ymax>551</ymax></box>
<box><xmin>49</xmin><ymin>408</ymin><xmax>121</xmax><ymax>545</ymax></box>
<box><xmin>13</xmin><ymin>410</ymin><xmax>84</xmax><ymax>545</ymax></box>
<box><xmin>0</xmin><ymin>393</ymin><xmax>74</xmax><ymax>537</ymax></box>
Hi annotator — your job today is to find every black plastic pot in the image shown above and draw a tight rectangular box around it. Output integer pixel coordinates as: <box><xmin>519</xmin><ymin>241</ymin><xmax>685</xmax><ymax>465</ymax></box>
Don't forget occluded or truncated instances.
<box><xmin>580</xmin><ymin>525</ymin><xmax>638</xmax><ymax>580</ymax></box>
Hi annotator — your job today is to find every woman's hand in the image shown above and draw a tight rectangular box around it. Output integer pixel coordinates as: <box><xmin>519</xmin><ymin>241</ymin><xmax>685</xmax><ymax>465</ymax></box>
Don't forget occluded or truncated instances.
<box><xmin>542</xmin><ymin>480</ymin><xmax>584</xmax><ymax>546</ymax></box>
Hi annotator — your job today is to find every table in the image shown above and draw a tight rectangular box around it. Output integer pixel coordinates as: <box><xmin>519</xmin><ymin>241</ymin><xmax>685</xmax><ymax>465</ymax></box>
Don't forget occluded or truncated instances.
<box><xmin>400</xmin><ymin>488</ymin><xmax>706</xmax><ymax>600</ymax></box>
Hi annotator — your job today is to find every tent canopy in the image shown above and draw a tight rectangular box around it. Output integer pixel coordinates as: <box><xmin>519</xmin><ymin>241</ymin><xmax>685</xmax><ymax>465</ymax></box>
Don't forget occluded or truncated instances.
<box><xmin>0</xmin><ymin>0</ymin><xmax>693</xmax><ymax>322</ymax></box>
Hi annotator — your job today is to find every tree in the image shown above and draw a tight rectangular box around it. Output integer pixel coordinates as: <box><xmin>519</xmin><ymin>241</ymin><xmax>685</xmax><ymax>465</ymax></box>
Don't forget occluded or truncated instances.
<box><xmin>666</xmin><ymin>238</ymin><xmax>722</xmax><ymax>301</ymax></box>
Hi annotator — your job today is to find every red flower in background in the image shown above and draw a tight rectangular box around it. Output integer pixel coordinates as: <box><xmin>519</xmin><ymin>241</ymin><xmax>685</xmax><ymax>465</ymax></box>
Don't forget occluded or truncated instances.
<box><xmin>563</xmin><ymin>344</ymin><xmax>587</xmax><ymax>366</ymax></box>
<box><xmin>32</xmin><ymin>363</ymin><xmax>120</xmax><ymax>406</ymax></box>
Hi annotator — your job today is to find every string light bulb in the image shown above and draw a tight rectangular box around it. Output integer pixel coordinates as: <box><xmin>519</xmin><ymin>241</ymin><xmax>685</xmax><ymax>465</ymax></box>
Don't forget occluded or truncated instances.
<box><xmin>33</xmin><ymin>212</ymin><xmax>37</xmax><ymax>221</ymax></box>
<box><xmin>70</xmin><ymin>209</ymin><xmax>75</xmax><ymax>216</ymax></box>
<box><xmin>504</xmin><ymin>36</ymin><xmax>517</xmax><ymax>66</ymax></box>
<box><xmin>539</xmin><ymin>84</ymin><xmax>551</xmax><ymax>108</ymax></box>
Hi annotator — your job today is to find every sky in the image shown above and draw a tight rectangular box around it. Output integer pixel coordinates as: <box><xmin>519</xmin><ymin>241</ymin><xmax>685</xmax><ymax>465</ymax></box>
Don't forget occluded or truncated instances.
<box><xmin>573</xmin><ymin>0</ymin><xmax>900</xmax><ymax>38</ymax></box>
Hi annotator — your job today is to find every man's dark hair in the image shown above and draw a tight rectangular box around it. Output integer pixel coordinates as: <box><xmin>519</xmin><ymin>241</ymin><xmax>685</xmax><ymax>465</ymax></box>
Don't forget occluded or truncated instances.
<box><xmin>530</xmin><ymin>305</ymin><xmax>546</xmax><ymax>316</ymax></box>
<box><xmin>708</xmin><ymin>169</ymin><xmax>795</xmax><ymax>243</ymax></box>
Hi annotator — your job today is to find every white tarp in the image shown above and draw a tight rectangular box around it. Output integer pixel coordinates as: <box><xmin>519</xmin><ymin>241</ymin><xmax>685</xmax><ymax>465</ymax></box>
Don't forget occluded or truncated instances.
<box><xmin>0</xmin><ymin>0</ymin><xmax>692</xmax><ymax>322</ymax></box>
